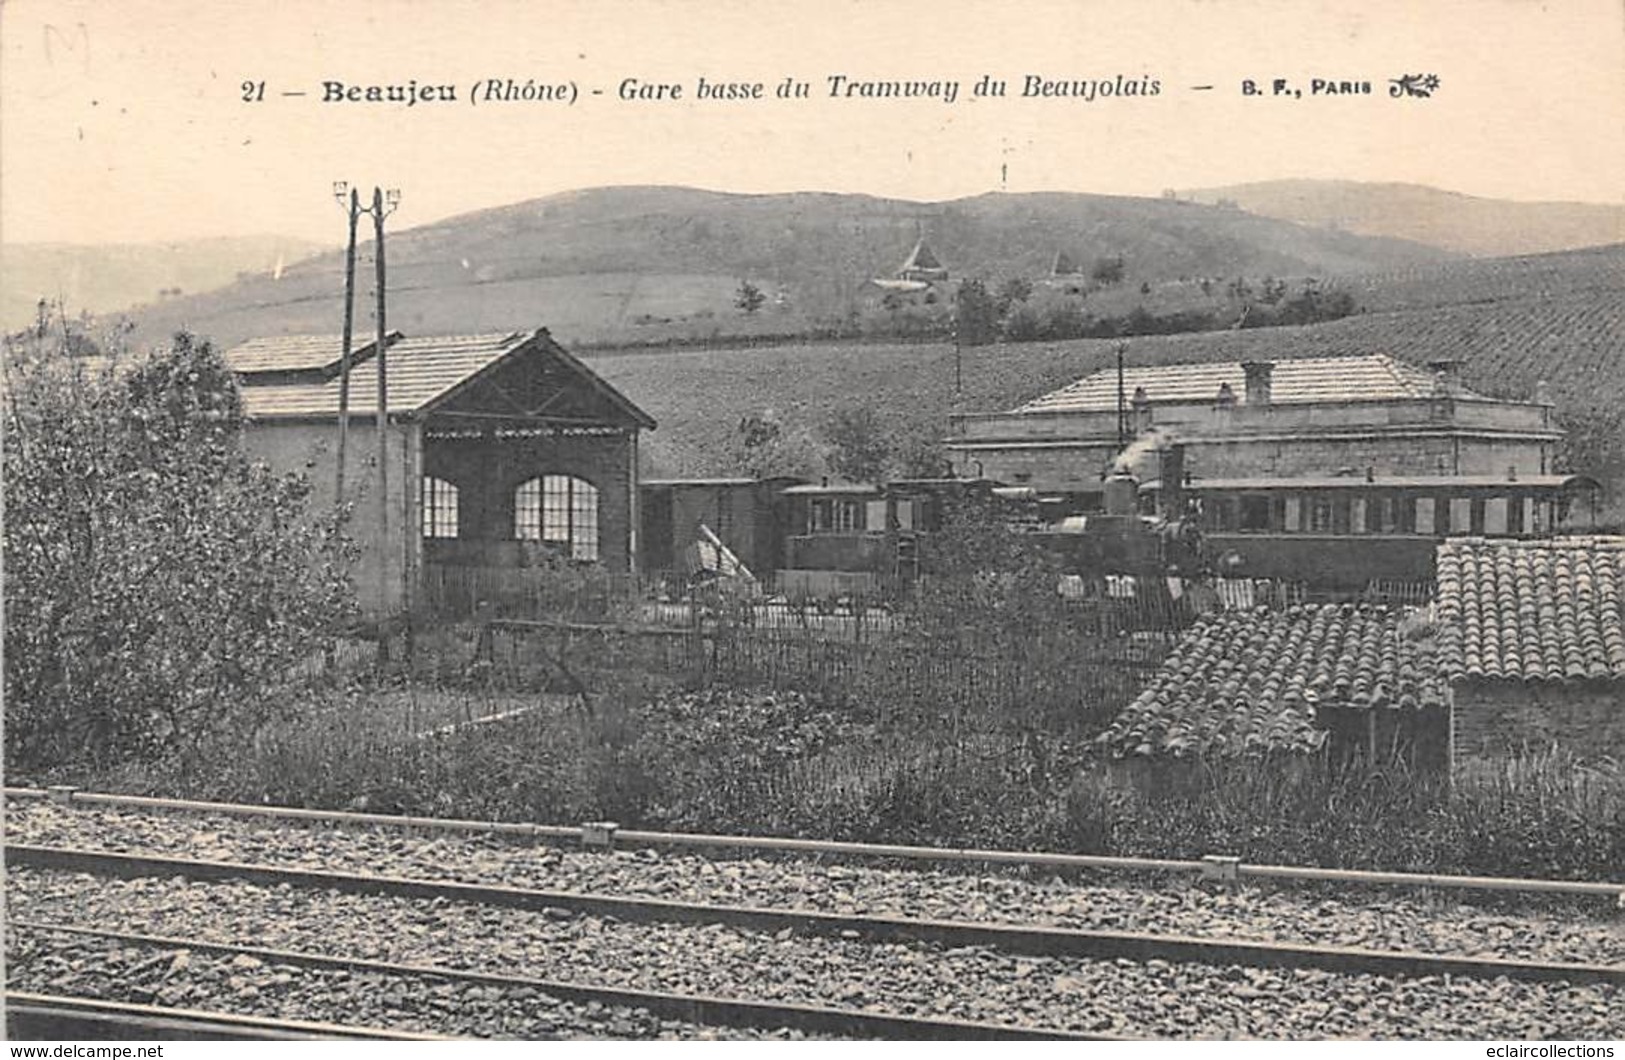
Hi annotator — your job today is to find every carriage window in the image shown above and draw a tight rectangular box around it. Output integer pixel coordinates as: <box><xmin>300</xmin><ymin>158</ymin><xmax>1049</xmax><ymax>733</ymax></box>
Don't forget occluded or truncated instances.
<box><xmin>1449</xmin><ymin>497</ymin><xmax>1472</xmax><ymax>536</ymax></box>
<box><xmin>421</xmin><ymin>477</ymin><xmax>459</xmax><ymax>539</ymax></box>
<box><xmin>515</xmin><ymin>475</ymin><xmax>599</xmax><ymax>561</ymax></box>
<box><xmin>1239</xmin><ymin>495</ymin><xmax>1271</xmax><ymax>531</ymax></box>
<box><xmin>1308</xmin><ymin>496</ymin><xmax>1334</xmax><ymax>533</ymax></box>
<box><xmin>1364</xmin><ymin>496</ymin><xmax>1386</xmax><ymax>533</ymax></box>
<box><xmin>1331</xmin><ymin>497</ymin><xmax>1352</xmax><ymax>535</ymax></box>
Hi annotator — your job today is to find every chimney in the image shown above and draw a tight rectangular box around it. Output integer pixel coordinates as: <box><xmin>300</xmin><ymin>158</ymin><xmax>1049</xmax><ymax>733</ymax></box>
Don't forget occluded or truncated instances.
<box><xmin>1215</xmin><ymin>382</ymin><xmax>1237</xmax><ymax>410</ymax></box>
<box><xmin>1131</xmin><ymin>385</ymin><xmax>1152</xmax><ymax>432</ymax></box>
<box><xmin>1241</xmin><ymin>361</ymin><xmax>1274</xmax><ymax>407</ymax></box>
<box><xmin>1533</xmin><ymin>379</ymin><xmax>1553</xmax><ymax>405</ymax></box>
<box><xmin>1428</xmin><ymin>359</ymin><xmax>1462</xmax><ymax>396</ymax></box>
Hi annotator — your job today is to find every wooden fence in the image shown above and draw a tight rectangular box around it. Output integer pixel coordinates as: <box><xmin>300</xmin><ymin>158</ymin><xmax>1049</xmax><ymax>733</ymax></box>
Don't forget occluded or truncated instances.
<box><xmin>474</xmin><ymin>615</ymin><xmax>1171</xmax><ymax>736</ymax></box>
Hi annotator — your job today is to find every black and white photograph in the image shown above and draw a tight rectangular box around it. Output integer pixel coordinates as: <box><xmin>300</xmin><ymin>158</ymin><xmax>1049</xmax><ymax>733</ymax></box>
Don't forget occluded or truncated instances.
<box><xmin>2</xmin><ymin>0</ymin><xmax>1622</xmax><ymax>1046</ymax></box>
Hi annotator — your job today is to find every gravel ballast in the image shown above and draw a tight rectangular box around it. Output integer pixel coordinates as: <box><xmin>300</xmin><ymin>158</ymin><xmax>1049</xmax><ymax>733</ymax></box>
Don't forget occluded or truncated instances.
<box><xmin>7</xmin><ymin>800</ymin><xmax>1621</xmax><ymax>967</ymax></box>
<box><xmin>6</xmin><ymin>923</ymin><xmax>819</xmax><ymax>1040</ymax></box>
<box><xmin>8</xmin><ymin>869</ymin><xmax>1621</xmax><ymax>1039</ymax></box>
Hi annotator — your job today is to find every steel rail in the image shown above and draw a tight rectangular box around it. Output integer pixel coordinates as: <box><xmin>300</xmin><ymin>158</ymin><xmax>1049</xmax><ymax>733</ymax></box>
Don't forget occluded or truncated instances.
<box><xmin>3</xmin><ymin>991</ymin><xmax>446</xmax><ymax>1041</ymax></box>
<box><xmin>9</xmin><ymin>921</ymin><xmax>1103</xmax><ymax>1041</ymax></box>
<box><xmin>10</xmin><ymin>786</ymin><xmax>1622</xmax><ymax>899</ymax></box>
<box><xmin>10</xmin><ymin>844</ymin><xmax>1621</xmax><ymax>987</ymax></box>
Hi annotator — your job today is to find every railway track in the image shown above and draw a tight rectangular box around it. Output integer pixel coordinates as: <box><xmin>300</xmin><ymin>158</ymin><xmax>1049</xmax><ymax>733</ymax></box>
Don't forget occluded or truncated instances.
<box><xmin>12</xmin><ymin>786</ymin><xmax>1623</xmax><ymax>900</ymax></box>
<box><xmin>7</xmin><ymin>922</ymin><xmax>1093</xmax><ymax>1041</ymax></box>
<box><xmin>10</xmin><ymin>842</ymin><xmax>1621</xmax><ymax>988</ymax></box>
<box><xmin>4</xmin><ymin>991</ymin><xmax>446</xmax><ymax>1041</ymax></box>
<box><xmin>8</xmin><ymin>793</ymin><xmax>1622</xmax><ymax>1038</ymax></box>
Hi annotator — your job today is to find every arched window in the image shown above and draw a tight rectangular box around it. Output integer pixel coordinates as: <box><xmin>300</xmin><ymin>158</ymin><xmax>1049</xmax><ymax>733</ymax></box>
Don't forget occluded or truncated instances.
<box><xmin>515</xmin><ymin>475</ymin><xmax>599</xmax><ymax>561</ymax></box>
<box><xmin>421</xmin><ymin>476</ymin><xmax>459</xmax><ymax>538</ymax></box>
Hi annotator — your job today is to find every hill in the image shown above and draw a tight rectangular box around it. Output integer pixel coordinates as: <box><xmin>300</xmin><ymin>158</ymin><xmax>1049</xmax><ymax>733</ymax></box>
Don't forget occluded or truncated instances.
<box><xmin>110</xmin><ymin>186</ymin><xmax>1451</xmax><ymax>350</ymax></box>
<box><xmin>1</xmin><ymin>236</ymin><xmax>326</xmax><ymax>331</ymax></box>
<box><xmin>586</xmin><ymin>244</ymin><xmax>1625</xmax><ymax>514</ymax></box>
<box><xmin>1185</xmin><ymin>181</ymin><xmax>1624</xmax><ymax>258</ymax></box>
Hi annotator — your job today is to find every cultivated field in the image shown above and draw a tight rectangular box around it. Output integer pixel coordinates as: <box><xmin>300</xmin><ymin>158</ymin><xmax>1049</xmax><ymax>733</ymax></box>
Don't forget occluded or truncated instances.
<box><xmin>590</xmin><ymin>245</ymin><xmax>1625</xmax><ymax>486</ymax></box>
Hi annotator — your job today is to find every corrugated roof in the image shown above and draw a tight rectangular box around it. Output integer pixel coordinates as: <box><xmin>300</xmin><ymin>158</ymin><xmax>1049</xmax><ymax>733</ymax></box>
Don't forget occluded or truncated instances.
<box><xmin>1436</xmin><ymin>537</ymin><xmax>1625</xmax><ymax>683</ymax></box>
<box><xmin>1097</xmin><ymin>603</ymin><xmax>1446</xmax><ymax>759</ymax></box>
<box><xmin>237</xmin><ymin>332</ymin><xmax>528</xmax><ymax>418</ymax></box>
<box><xmin>1018</xmin><ymin>354</ymin><xmax>1470</xmax><ymax>414</ymax></box>
<box><xmin>225</xmin><ymin>331</ymin><xmax>403</xmax><ymax>374</ymax></box>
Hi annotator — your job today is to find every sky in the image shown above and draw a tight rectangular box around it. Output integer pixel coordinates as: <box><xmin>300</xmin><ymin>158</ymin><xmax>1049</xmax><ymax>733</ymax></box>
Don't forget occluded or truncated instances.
<box><xmin>3</xmin><ymin>0</ymin><xmax>1622</xmax><ymax>247</ymax></box>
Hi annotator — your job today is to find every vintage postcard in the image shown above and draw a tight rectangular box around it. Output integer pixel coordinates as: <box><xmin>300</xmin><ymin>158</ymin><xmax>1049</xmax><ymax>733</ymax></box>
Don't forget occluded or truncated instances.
<box><xmin>3</xmin><ymin>0</ymin><xmax>1622</xmax><ymax>1045</ymax></box>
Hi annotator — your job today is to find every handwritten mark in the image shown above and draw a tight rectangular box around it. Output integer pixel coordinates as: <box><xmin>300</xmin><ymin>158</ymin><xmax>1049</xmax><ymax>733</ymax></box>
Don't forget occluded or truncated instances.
<box><xmin>43</xmin><ymin>22</ymin><xmax>91</xmax><ymax>72</ymax></box>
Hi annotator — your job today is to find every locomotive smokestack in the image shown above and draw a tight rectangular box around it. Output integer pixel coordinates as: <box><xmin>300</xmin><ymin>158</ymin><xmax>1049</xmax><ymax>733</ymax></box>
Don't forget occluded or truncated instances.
<box><xmin>1158</xmin><ymin>442</ymin><xmax>1186</xmax><ymax>519</ymax></box>
<box><xmin>1104</xmin><ymin>471</ymin><xmax>1138</xmax><ymax>516</ymax></box>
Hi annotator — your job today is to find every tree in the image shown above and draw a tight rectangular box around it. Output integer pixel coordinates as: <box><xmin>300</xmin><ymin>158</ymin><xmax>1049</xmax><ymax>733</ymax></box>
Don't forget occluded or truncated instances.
<box><xmin>3</xmin><ymin>329</ymin><xmax>357</xmax><ymax>772</ymax></box>
<box><xmin>822</xmin><ymin>404</ymin><xmax>892</xmax><ymax>484</ymax></box>
<box><xmin>1555</xmin><ymin>398</ymin><xmax>1625</xmax><ymax>525</ymax></box>
<box><xmin>995</xmin><ymin>277</ymin><xmax>1033</xmax><ymax>317</ymax></box>
<box><xmin>1091</xmin><ymin>256</ymin><xmax>1126</xmax><ymax>286</ymax></box>
<box><xmin>723</xmin><ymin>409</ymin><xmax>823</xmax><ymax>479</ymax></box>
<box><xmin>955</xmin><ymin>278</ymin><xmax>1000</xmax><ymax>347</ymax></box>
<box><xmin>734</xmin><ymin>280</ymin><xmax>766</xmax><ymax>315</ymax></box>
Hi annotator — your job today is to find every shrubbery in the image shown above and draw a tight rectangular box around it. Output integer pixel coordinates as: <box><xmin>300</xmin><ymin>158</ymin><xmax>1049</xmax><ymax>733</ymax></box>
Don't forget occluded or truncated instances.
<box><xmin>3</xmin><ymin>325</ymin><xmax>356</xmax><ymax>771</ymax></box>
<box><xmin>64</xmin><ymin>658</ymin><xmax>1624</xmax><ymax>884</ymax></box>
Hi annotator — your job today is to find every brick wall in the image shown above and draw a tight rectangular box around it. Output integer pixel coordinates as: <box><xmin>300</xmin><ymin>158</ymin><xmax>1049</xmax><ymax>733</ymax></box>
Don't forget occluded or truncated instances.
<box><xmin>1452</xmin><ymin>680</ymin><xmax>1625</xmax><ymax>762</ymax></box>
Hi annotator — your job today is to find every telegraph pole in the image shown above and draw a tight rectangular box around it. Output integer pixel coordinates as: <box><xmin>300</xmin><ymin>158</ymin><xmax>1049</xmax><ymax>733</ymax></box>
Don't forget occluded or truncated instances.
<box><xmin>334</xmin><ymin>184</ymin><xmax>401</xmax><ymax>629</ymax></box>
<box><xmin>333</xmin><ymin>183</ymin><xmax>360</xmax><ymax>507</ymax></box>
<box><xmin>372</xmin><ymin>186</ymin><xmax>393</xmax><ymax>625</ymax></box>
<box><xmin>1115</xmin><ymin>341</ymin><xmax>1128</xmax><ymax>448</ymax></box>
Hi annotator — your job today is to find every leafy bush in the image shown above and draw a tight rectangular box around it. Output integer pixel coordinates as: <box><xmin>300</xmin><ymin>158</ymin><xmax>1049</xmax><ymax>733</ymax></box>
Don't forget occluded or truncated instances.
<box><xmin>3</xmin><ymin>326</ymin><xmax>356</xmax><ymax>771</ymax></box>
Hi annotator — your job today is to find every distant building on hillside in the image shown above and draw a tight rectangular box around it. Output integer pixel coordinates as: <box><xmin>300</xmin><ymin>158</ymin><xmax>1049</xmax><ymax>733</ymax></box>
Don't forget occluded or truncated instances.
<box><xmin>1044</xmin><ymin>249</ymin><xmax>1088</xmax><ymax>295</ymax></box>
<box><xmin>871</xmin><ymin>237</ymin><xmax>950</xmax><ymax>294</ymax></box>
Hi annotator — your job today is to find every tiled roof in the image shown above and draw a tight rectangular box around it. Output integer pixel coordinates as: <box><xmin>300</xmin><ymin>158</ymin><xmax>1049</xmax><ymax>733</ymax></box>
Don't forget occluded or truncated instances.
<box><xmin>1435</xmin><ymin>537</ymin><xmax>1625</xmax><ymax>683</ymax></box>
<box><xmin>224</xmin><ymin>331</ymin><xmax>402</xmax><ymax>374</ymax></box>
<box><xmin>1097</xmin><ymin>604</ymin><xmax>1445</xmax><ymax>759</ymax></box>
<box><xmin>231</xmin><ymin>332</ymin><xmax>529</xmax><ymax>418</ymax></box>
<box><xmin>1018</xmin><ymin>354</ymin><xmax>1469</xmax><ymax>414</ymax></box>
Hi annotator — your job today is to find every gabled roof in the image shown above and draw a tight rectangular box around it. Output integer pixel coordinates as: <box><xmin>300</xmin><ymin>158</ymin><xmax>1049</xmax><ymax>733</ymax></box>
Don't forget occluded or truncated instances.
<box><xmin>226</xmin><ymin>329</ymin><xmax>654</xmax><ymax>428</ymax></box>
<box><xmin>1098</xmin><ymin>603</ymin><xmax>1446</xmax><ymax>759</ymax></box>
<box><xmin>900</xmin><ymin>239</ymin><xmax>944</xmax><ymax>273</ymax></box>
<box><xmin>1018</xmin><ymin>354</ymin><xmax>1478</xmax><ymax>414</ymax></box>
<box><xmin>1051</xmin><ymin>249</ymin><xmax>1081</xmax><ymax>277</ymax></box>
<box><xmin>1436</xmin><ymin>537</ymin><xmax>1625</xmax><ymax>683</ymax></box>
